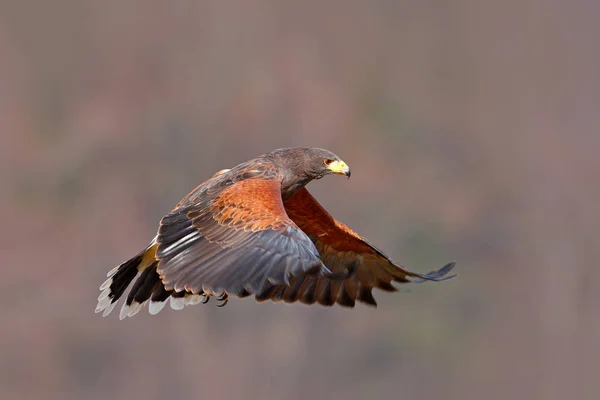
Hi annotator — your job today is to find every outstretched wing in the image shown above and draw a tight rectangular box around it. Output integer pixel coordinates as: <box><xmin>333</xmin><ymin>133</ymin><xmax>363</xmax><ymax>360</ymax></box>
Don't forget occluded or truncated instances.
<box><xmin>257</xmin><ymin>188</ymin><xmax>456</xmax><ymax>307</ymax></box>
<box><xmin>156</xmin><ymin>179</ymin><xmax>331</xmax><ymax>297</ymax></box>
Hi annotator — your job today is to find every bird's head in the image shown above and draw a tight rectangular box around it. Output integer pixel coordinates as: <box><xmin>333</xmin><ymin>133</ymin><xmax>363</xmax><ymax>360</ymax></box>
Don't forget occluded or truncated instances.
<box><xmin>270</xmin><ymin>147</ymin><xmax>350</xmax><ymax>178</ymax></box>
<box><xmin>269</xmin><ymin>147</ymin><xmax>351</xmax><ymax>194</ymax></box>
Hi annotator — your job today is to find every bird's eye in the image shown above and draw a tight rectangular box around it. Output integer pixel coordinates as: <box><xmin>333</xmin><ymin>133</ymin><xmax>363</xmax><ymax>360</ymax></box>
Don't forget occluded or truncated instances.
<box><xmin>324</xmin><ymin>159</ymin><xmax>335</xmax><ymax>166</ymax></box>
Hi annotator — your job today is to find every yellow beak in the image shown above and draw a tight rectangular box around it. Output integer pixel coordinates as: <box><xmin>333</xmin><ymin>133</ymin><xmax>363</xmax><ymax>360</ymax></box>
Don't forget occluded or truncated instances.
<box><xmin>326</xmin><ymin>160</ymin><xmax>351</xmax><ymax>177</ymax></box>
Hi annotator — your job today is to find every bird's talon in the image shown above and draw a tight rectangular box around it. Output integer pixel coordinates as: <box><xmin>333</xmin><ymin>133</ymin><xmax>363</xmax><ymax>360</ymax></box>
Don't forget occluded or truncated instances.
<box><xmin>216</xmin><ymin>293</ymin><xmax>229</xmax><ymax>307</ymax></box>
<box><xmin>217</xmin><ymin>298</ymin><xmax>228</xmax><ymax>307</ymax></box>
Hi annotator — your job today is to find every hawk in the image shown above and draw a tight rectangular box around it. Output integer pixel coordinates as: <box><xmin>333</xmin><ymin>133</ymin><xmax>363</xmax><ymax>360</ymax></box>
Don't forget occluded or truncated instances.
<box><xmin>96</xmin><ymin>147</ymin><xmax>456</xmax><ymax>319</ymax></box>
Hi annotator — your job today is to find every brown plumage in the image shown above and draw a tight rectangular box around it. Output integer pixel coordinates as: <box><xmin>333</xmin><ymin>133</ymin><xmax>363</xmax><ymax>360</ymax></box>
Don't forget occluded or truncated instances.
<box><xmin>96</xmin><ymin>147</ymin><xmax>456</xmax><ymax>319</ymax></box>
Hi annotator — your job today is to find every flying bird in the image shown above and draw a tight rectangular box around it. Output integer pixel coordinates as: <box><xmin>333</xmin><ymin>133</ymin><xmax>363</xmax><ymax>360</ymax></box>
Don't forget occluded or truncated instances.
<box><xmin>96</xmin><ymin>147</ymin><xmax>456</xmax><ymax>319</ymax></box>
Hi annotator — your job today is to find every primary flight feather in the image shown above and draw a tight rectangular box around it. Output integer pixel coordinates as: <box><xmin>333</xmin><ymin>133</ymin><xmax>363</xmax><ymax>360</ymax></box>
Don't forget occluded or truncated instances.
<box><xmin>96</xmin><ymin>147</ymin><xmax>456</xmax><ymax>319</ymax></box>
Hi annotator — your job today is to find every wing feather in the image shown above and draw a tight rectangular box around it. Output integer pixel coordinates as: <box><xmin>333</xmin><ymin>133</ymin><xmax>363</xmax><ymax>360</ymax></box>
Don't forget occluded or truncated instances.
<box><xmin>156</xmin><ymin>179</ymin><xmax>330</xmax><ymax>297</ymax></box>
<box><xmin>270</xmin><ymin>187</ymin><xmax>457</xmax><ymax>307</ymax></box>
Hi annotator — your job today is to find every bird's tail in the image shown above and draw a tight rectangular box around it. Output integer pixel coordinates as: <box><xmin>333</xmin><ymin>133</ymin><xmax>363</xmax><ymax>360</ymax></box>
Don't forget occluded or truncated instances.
<box><xmin>95</xmin><ymin>239</ymin><xmax>159</xmax><ymax>317</ymax></box>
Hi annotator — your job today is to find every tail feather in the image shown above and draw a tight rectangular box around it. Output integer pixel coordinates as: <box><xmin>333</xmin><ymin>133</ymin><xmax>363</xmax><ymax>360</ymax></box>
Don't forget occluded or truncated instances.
<box><xmin>95</xmin><ymin>251</ymin><xmax>146</xmax><ymax>315</ymax></box>
<box><xmin>126</xmin><ymin>262</ymin><xmax>161</xmax><ymax>305</ymax></box>
<box><xmin>95</xmin><ymin>240</ymin><xmax>157</xmax><ymax>317</ymax></box>
<box><xmin>119</xmin><ymin>262</ymin><xmax>163</xmax><ymax>320</ymax></box>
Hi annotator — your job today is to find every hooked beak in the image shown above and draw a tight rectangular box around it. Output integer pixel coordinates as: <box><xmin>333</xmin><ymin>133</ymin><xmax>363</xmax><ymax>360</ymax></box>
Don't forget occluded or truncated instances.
<box><xmin>326</xmin><ymin>160</ymin><xmax>351</xmax><ymax>178</ymax></box>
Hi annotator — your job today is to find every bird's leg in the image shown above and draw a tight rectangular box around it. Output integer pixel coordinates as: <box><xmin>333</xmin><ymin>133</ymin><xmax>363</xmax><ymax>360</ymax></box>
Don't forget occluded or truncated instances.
<box><xmin>216</xmin><ymin>292</ymin><xmax>229</xmax><ymax>307</ymax></box>
<box><xmin>201</xmin><ymin>292</ymin><xmax>211</xmax><ymax>304</ymax></box>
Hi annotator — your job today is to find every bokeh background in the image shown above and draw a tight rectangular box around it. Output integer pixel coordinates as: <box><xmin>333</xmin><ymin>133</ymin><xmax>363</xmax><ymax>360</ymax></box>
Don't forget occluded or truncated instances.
<box><xmin>2</xmin><ymin>1</ymin><xmax>599</xmax><ymax>399</ymax></box>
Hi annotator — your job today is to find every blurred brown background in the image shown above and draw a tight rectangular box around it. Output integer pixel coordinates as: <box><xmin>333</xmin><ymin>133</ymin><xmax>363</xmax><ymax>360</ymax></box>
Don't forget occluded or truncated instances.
<box><xmin>2</xmin><ymin>1</ymin><xmax>599</xmax><ymax>399</ymax></box>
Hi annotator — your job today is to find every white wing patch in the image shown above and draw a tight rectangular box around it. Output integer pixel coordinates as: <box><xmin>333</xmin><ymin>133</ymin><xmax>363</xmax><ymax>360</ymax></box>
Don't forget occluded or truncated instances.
<box><xmin>159</xmin><ymin>231</ymin><xmax>201</xmax><ymax>258</ymax></box>
<box><xmin>212</xmin><ymin>168</ymin><xmax>231</xmax><ymax>177</ymax></box>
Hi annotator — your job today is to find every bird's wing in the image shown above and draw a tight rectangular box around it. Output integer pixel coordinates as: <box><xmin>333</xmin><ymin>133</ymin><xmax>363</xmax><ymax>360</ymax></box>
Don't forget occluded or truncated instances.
<box><xmin>258</xmin><ymin>187</ymin><xmax>457</xmax><ymax>307</ymax></box>
<box><xmin>156</xmin><ymin>178</ymin><xmax>331</xmax><ymax>297</ymax></box>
